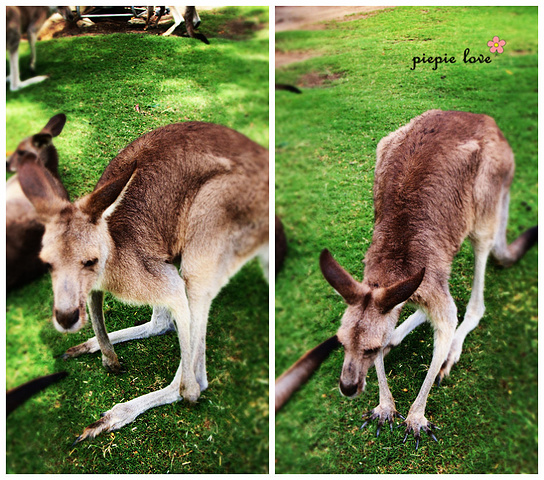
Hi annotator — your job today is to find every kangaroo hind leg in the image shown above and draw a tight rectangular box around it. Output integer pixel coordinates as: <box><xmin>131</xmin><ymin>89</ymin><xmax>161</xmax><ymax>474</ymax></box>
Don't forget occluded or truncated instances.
<box><xmin>439</xmin><ymin>231</ymin><xmax>493</xmax><ymax>381</ymax></box>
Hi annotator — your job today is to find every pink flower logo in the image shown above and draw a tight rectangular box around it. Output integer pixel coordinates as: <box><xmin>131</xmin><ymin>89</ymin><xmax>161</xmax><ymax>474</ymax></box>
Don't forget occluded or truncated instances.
<box><xmin>488</xmin><ymin>36</ymin><xmax>506</xmax><ymax>54</ymax></box>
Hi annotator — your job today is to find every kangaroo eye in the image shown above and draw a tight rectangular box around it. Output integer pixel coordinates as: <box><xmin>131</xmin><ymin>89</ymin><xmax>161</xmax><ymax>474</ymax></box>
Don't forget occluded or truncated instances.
<box><xmin>83</xmin><ymin>258</ymin><xmax>98</xmax><ymax>268</ymax></box>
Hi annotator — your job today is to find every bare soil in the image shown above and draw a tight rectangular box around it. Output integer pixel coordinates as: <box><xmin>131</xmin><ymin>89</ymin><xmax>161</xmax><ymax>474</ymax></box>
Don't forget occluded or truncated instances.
<box><xmin>38</xmin><ymin>7</ymin><xmax>263</xmax><ymax>41</ymax></box>
<box><xmin>275</xmin><ymin>6</ymin><xmax>392</xmax><ymax>68</ymax></box>
<box><xmin>299</xmin><ymin>71</ymin><xmax>344</xmax><ymax>88</ymax></box>
<box><xmin>275</xmin><ymin>6</ymin><xmax>392</xmax><ymax>32</ymax></box>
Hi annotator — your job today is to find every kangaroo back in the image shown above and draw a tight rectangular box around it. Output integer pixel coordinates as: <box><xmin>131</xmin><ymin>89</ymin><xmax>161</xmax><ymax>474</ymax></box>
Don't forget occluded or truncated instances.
<box><xmin>366</xmin><ymin>110</ymin><xmax>517</xmax><ymax>287</ymax></box>
<box><xmin>98</xmin><ymin>122</ymin><xmax>268</xmax><ymax>266</ymax></box>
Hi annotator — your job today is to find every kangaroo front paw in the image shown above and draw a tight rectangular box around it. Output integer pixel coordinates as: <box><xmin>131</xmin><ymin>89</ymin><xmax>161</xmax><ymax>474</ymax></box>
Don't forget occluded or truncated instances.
<box><xmin>360</xmin><ymin>404</ymin><xmax>405</xmax><ymax>437</ymax></box>
<box><xmin>401</xmin><ymin>414</ymin><xmax>440</xmax><ymax>450</ymax></box>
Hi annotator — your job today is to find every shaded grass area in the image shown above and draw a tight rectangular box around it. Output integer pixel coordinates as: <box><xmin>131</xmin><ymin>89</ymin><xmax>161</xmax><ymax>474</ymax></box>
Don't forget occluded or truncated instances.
<box><xmin>6</xmin><ymin>6</ymin><xmax>268</xmax><ymax>474</ymax></box>
<box><xmin>275</xmin><ymin>6</ymin><xmax>537</xmax><ymax>474</ymax></box>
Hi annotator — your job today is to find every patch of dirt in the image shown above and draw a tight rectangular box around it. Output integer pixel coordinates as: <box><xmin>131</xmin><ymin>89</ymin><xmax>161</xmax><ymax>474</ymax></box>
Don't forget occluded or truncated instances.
<box><xmin>275</xmin><ymin>6</ymin><xmax>392</xmax><ymax>68</ymax></box>
<box><xmin>220</xmin><ymin>18</ymin><xmax>264</xmax><ymax>39</ymax></box>
<box><xmin>275</xmin><ymin>6</ymin><xmax>393</xmax><ymax>32</ymax></box>
<box><xmin>298</xmin><ymin>71</ymin><xmax>344</xmax><ymax>88</ymax></box>
<box><xmin>39</xmin><ymin>10</ymin><xmax>188</xmax><ymax>40</ymax></box>
<box><xmin>38</xmin><ymin>7</ymin><xmax>263</xmax><ymax>41</ymax></box>
<box><xmin>509</xmin><ymin>49</ymin><xmax>531</xmax><ymax>56</ymax></box>
<box><xmin>275</xmin><ymin>50</ymin><xmax>321</xmax><ymax>68</ymax></box>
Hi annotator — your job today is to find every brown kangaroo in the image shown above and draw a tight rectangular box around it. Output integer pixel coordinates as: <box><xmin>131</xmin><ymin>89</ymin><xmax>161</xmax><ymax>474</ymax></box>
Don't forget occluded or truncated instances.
<box><xmin>316</xmin><ymin>110</ymin><xmax>537</xmax><ymax>449</ymax></box>
<box><xmin>17</xmin><ymin>120</ymin><xmax>269</xmax><ymax>442</ymax></box>
<box><xmin>6</xmin><ymin>114</ymin><xmax>67</xmax><ymax>291</ymax></box>
<box><xmin>6</xmin><ymin>7</ymin><xmax>74</xmax><ymax>91</ymax></box>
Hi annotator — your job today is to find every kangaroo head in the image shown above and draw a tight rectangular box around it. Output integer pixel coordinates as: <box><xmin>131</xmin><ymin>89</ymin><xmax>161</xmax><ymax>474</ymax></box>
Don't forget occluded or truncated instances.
<box><xmin>56</xmin><ymin>6</ymin><xmax>75</xmax><ymax>22</ymax></box>
<box><xmin>7</xmin><ymin>114</ymin><xmax>66</xmax><ymax>173</ymax></box>
<box><xmin>319</xmin><ymin>249</ymin><xmax>424</xmax><ymax>398</ymax></box>
<box><xmin>18</xmin><ymin>152</ymin><xmax>136</xmax><ymax>333</ymax></box>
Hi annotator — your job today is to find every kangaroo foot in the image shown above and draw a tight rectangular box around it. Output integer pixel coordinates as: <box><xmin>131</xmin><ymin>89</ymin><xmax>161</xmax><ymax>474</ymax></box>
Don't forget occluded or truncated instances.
<box><xmin>72</xmin><ymin>403</ymin><xmax>138</xmax><ymax>445</ymax></box>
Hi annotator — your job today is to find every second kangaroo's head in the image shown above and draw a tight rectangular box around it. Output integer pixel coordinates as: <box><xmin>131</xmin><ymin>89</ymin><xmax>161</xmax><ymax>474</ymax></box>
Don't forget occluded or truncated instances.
<box><xmin>7</xmin><ymin>114</ymin><xmax>66</xmax><ymax>174</ymax></box>
<box><xmin>18</xmin><ymin>152</ymin><xmax>136</xmax><ymax>333</ymax></box>
<box><xmin>319</xmin><ymin>249</ymin><xmax>424</xmax><ymax>398</ymax></box>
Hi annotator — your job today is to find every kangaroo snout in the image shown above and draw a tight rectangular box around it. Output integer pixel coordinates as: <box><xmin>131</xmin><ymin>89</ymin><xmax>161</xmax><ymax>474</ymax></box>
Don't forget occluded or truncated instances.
<box><xmin>339</xmin><ymin>379</ymin><xmax>360</xmax><ymax>398</ymax></box>
<box><xmin>339</xmin><ymin>365</ymin><xmax>366</xmax><ymax>398</ymax></box>
<box><xmin>54</xmin><ymin>308</ymin><xmax>80</xmax><ymax>331</ymax></box>
<box><xmin>6</xmin><ymin>155</ymin><xmax>15</xmax><ymax>172</ymax></box>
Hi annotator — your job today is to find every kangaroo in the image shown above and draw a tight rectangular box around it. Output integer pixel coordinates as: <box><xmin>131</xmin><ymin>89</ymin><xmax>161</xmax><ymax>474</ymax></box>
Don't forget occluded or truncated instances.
<box><xmin>318</xmin><ymin>110</ymin><xmax>537</xmax><ymax>449</ymax></box>
<box><xmin>6</xmin><ymin>7</ymin><xmax>74</xmax><ymax>91</ymax></box>
<box><xmin>146</xmin><ymin>6</ymin><xmax>209</xmax><ymax>44</ymax></box>
<box><xmin>17</xmin><ymin>121</ymin><xmax>269</xmax><ymax>442</ymax></box>
<box><xmin>7</xmin><ymin>114</ymin><xmax>67</xmax><ymax>291</ymax></box>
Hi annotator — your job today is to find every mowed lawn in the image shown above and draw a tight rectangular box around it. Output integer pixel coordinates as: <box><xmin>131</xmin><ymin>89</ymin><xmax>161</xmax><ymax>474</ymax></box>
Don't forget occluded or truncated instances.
<box><xmin>275</xmin><ymin>6</ymin><xmax>537</xmax><ymax>474</ymax></box>
<box><xmin>6</xmin><ymin>7</ymin><xmax>269</xmax><ymax>474</ymax></box>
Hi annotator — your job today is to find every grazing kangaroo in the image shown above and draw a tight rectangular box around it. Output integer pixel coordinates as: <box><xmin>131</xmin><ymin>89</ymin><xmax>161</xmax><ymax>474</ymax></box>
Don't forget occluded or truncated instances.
<box><xmin>318</xmin><ymin>110</ymin><xmax>537</xmax><ymax>449</ymax></box>
<box><xmin>146</xmin><ymin>6</ymin><xmax>209</xmax><ymax>44</ymax></box>
<box><xmin>17</xmin><ymin>121</ymin><xmax>269</xmax><ymax>442</ymax></box>
<box><xmin>6</xmin><ymin>114</ymin><xmax>67</xmax><ymax>291</ymax></box>
<box><xmin>6</xmin><ymin>6</ymin><xmax>74</xmax><ymax>91</ymax></box>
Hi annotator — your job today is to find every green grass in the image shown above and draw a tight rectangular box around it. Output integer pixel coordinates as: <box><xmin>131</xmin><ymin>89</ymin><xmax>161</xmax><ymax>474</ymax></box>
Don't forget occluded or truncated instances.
<box><xmin>6</xmin><ymin>7</ymin><xmax>268</xmax><ymax>474</ymax></box>
<box><xmin>275</xmin><ymin>6</ymin><xmax>537</xmax><ymax>474</ymax></box>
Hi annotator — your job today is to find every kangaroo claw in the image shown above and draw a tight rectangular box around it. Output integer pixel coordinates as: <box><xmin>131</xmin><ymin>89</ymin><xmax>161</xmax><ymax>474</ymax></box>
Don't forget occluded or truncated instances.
<box><xmin>72</xmin><ymin>417</ymin><xmax>108</xmax><ymax>445</ymax></box>
<box><xmin>401</xmin><ymin>418</ymin><xmax>440</xmax><ymax>449</ymax></box>
<box><xmin>71</xmin><ymin>404</ymin><xmax>136</xmax><ymax>445</ymax></box>
<box><xmin>360</xmin><ymin>406</ymin><xmax>404</xmax><ymax>437</ymax></box>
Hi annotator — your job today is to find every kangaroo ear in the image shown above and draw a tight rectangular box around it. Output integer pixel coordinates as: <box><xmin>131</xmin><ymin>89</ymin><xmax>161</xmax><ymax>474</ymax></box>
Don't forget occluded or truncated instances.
<box><xmin>319</xmin><ymin>249</ymin><xmax>362</xmax><ymax>305</ymax></box>
<box><xmin>41</xmin><ymin>114</ymin><xmax>67</xmax><ymax>138</ymax></box>
<box><xmin>79</xmin><ymin>160</ymin><xmax>137</xmax><ymax>222</ymax></box>
<box><xmin>31</xmin><ymin>133</ymin><xmax>53</xmax><ymax>149</ymax></box>
<box><xmin>18</xmin><ymin>152</ymin><xmax>70</xmax><ymax>221</ymax></box>
<box><xmin>375</xmin><ymin>268</ymin><xmax>425</xmax><ymax>314</ymax></box>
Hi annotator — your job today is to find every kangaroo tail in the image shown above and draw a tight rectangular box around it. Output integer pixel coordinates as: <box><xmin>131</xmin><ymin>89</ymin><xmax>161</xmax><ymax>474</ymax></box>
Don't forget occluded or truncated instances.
<box><xmin>275</xmin><ymin>335</ymin><xmax>340</xmax><ymax>413</ymax></box>
<box><xmin>185</xmin><ymin>7</ymin><xmax>209</xmax><ymax>44</ymax></box>
<box><xmin>7</xmin><ymin>372</ymin><xmax>68</xmax><ymax>416</ymax></box>
<box><xmin>275</xmin><ymin>83</ymin><xmax>302</xmax><ymax>94</ymax></box>
<box><xmin>493</xmin><ymin>225</ymin><xmax>538</xmax><ymax>267</ymax></box>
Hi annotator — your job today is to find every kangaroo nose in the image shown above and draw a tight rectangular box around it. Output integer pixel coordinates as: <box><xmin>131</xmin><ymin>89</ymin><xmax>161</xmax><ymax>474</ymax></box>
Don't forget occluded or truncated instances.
<box><xmin>55</xmin><ymin>309</ymin><xmax>79</xmax><ymax>330</ymax></box>
<box><xmin>339</xmin><ymin>380</ymin><xmax>358</xmax><ymax>397</ymax></box>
